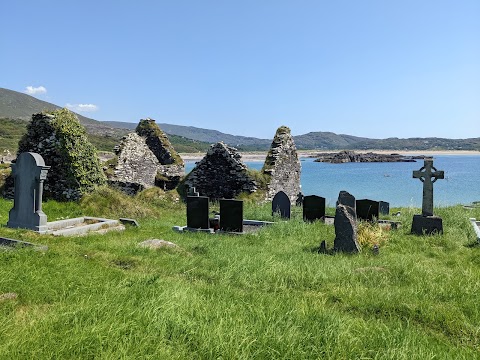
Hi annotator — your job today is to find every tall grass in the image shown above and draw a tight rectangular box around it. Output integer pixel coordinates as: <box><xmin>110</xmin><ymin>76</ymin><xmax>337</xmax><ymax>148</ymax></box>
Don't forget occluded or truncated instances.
<box><xmin>0</xmin><ymin>189</ymin><xmax>479</xmax><ymax>359</ymax></box>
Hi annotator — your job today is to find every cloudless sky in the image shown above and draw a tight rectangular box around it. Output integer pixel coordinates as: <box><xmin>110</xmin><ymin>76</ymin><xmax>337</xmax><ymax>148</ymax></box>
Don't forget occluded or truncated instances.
<box><xmin>1</xmin><ymin>0</ymin><xmax>479</xmax><ymax>139</ymax></box>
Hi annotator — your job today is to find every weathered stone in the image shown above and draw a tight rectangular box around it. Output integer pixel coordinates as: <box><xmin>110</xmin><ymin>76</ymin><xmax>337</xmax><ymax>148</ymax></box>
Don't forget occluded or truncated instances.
<box><xmin>7</xmin><ymin>110</ymin><xmax>106</xmax><ymax>200</ymax></box>
<box><xmin>303</xmin><ymin>195</ymin><xmax>325</xmax><ymax>222</ymax></box>
<box><xmin>337</xmin><ymin>190</ymin><xmax>356</xmax><ymax>214</ymax></box>
<box><xmin>411</xmin><ymin>215</ymin><xmax>443</xmax><ymax>235</ymax></box>
<box><xmin>108</xmin><ymin>119</ymin><xmax>184</xmax><ymax>194</ymax></box>
<box><xmin>272</xmin><ymin>191</ymin><xmax>291</xmax><ymax>219</ymax></box>
<box><xmin>7</xmin><ymin>152</ymin><xmax>50</xmax><ymax>233</ymax></box>
<box><xmin>334</xmin><ymin>204</ymin><xmax>360</xmax><ymax>253</ymax></box>
<box><xmin>262</xmin><ymin>126</ymin><xmax>301</xmax><ymax>203</ymax></box>
<box><xmin>183</xmin><ymin>142</ymin><xmax>256</xmax><ymax>200</ymax></box>
<box><xmin>138</xmin><ymin>239</ymin><xmax>178</xmax><ymax>249</ymax></box>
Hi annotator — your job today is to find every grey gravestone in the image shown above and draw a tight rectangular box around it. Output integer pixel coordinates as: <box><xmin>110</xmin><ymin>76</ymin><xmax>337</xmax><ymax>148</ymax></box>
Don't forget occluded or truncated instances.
<box><xmin>303</xmin><ymin>195</ymin><xmax>326</xmax><ymax>222</ymax></box>
<box><xmin>379</xmin><ymin>201</ymin><xmax>390</xmax><ymax>215</ymax></box>
<box><xmin>411</xmin><ymin>159</ymin><xmax>444</xmax><ymax>235</ymax></box>
<box><xmin>334</xmin><ymin>204</ymin><xmax>360</xmax><ymax>253</ymax></box>
<box><xmin>186</xmin><ymin>196</ymin><xmax>209</xmax><ymax>229</ymax></box>
<box><xmin>7</xmin><ymin>152</ymin><xmax>50</xmax><ymax>233</ymax></box>
<box><xmin>356</xmin><ymin>199</ymin><xmax>379</xmax><ymax>221</ymax></box>
<box><xmin>272</xmin><ymin>191</ymin><xmax>291</xmax><ymax>219</ymax></box>
<box><xmin>220</xmin><ymin>199</ymin><xmax>243</xmax><ymax>232</ymax></box>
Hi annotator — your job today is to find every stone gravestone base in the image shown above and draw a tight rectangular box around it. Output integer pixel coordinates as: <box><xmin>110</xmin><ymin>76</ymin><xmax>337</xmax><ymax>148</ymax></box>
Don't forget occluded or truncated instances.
<box><xmin>411</xmin><ymin>215</ymin><xmax>443</xmax><ymax>235</ymax></box>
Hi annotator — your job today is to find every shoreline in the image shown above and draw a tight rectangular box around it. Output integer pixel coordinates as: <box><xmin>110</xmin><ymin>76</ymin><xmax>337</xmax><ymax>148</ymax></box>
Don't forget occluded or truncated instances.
<box><xmin>179</xmin><ymin>149</ymin><xmax>480</xmax><ymax>162</ymax></box>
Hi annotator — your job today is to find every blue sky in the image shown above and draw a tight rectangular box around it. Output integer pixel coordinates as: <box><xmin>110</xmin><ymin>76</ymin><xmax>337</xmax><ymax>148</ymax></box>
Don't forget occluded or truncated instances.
<box><xmin>1</xmin><ymin>0</ymin><xmax>479</xmax><ymax>139</ymax></box>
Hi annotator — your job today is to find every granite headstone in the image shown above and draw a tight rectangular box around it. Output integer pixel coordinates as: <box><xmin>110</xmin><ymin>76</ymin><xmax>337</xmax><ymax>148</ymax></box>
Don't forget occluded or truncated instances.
<box><xmin>303</xmin><ymin>195</ymin><xmax>326</xmax><ymax>222</ymax></box>
<box><xmin>220</xmin><ymin>199</ymin><xmax>243</xmax><ymax>232</ymax></box>
<box><xmin>7</xmin><ymin>152</ymin><xmax>50</xmax><ymax>233</ymax></box>
<box><xmin>356</xmin><ymin>199</ymin><xmax>379</xmax><ymax>221</ymax></box>
<box><xmin>186</xmin><ymin>196</ymin><xmax>209</xmax><ymax>229</ymax></box>
<box><xmin>272</xmin><ymin>191</ymin><xmax>291</xmax><ymax>219</ymax></box>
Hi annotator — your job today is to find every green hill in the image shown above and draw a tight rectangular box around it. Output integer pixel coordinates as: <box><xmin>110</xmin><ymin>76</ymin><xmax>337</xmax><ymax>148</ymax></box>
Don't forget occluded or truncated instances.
<box><xmin>1</xmin><ymin>87</ymin><xmax>479</xmax><ymax>152</ymax></box>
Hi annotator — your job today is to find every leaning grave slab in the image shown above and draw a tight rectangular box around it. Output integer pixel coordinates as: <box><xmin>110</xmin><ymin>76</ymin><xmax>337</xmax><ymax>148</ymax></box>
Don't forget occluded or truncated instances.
<box><xmin>6</xmin><ymin>152</ymin><xmax>124</xmax><ymax>236</ymax></box>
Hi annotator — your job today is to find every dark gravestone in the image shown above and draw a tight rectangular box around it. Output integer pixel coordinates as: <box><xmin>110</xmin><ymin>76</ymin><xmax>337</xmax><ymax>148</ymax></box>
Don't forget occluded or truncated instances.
<box><xmin>303</xmin><ymin>195</ymin><xmax>326</xmax><ymax>222</ymax></box>
<box><xmin>334</xmin><ymin>204</ymin><xmax>360</xmax><ymax>253</ymax></box>
<box><xmin>220</xmin><ymin>199</ymin><xmax>243</xmax><ymax>232</ymax></box>
<box><xmin>296</xmin><ymin>192</ymin><xmax>304</xmax><ymax>206</ymax></box>
<box><xmin>186</xmin><ymin>196</ymin><xmax>209</xmax><ymax>229</ymax></box>
<box><xmin>272</xmin><ymin>191</ymin><xmax>291</xmax><ymax>219</ymax></box>
<box><xmin>356</xmin><ymin>199</ymin><xmax>379</xmax><ymax>221</ymax></box>
<box><xmin>337</xmin><ymin>190</ymin><xmax>356</xmax><ymax>208</ymax></box>
<box><xmin>411</xmin><ymin>159</ymin><xmax>445</xmax><ymax>235</ymax></box>
<box><xmin>7</xmin><ymin>152</ymin><xmax>50</xmax><ymax>233</ymax></box>
<box><xmin>379</xmin><ymin>201</ymin><xmax>390</xmax><ymax>215</ymax></box>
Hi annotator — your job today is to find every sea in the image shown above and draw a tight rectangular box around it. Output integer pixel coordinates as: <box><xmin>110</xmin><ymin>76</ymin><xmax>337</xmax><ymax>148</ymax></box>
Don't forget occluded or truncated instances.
<box><xmin>185</xmin><ymin>155</ymin><xmax>480</xmax><ymax>207</ymax></box>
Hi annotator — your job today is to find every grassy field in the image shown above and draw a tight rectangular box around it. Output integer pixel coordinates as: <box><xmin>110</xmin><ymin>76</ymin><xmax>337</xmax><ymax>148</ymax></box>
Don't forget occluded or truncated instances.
<box><xmin>0</xmin><ymin>188</ymin><xmax>479</xmax><ymax>359</ymax></box>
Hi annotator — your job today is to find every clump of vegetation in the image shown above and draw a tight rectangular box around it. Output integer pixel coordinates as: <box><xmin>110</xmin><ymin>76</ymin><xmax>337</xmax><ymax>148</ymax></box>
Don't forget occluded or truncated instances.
<box><xmin>16</xmin><ymin>108</ymin><xmax>106</xmax><ymax>200</ymax></box>
<box><xmin>357</xmin><ymin>221</ymin><xmax>389</xmax><ymax>248</ymax></box>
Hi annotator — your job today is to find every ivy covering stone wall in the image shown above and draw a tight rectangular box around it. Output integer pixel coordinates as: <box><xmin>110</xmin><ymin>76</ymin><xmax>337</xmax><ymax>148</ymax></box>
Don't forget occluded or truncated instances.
<box><xmin>12</xmin><ymin>109</ymin><xmax>106</xmax><ymax>200</ymax></box>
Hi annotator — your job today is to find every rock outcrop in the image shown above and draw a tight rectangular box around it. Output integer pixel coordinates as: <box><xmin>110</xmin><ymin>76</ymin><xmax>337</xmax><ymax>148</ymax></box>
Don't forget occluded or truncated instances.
<box><xmin>262</xmin><ymin>126</ymin><xmax>301</xmax><ymax>203</ymax></box>
<box><xmin>314</xmin><ymin>150</ymin><xmax>424</xmax><ymax>163</ymax></box>
<box><xmin>107</xmin><ymin>119</ymin><xmax>184</xmax><ymax>194</ymax></box>
<box><xmin>5</xmin><ymin>109</ymin><xmax>106</xmax><ymax>200</ymax></box>
<box><xmin>182</xmin><ymin>142</ymin><xmax>257</xmax><ymax>199</ymax></box>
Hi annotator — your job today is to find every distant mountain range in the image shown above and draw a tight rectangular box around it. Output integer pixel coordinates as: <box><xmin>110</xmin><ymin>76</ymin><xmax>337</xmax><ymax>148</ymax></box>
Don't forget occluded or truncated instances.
<box><xmin>1</xmin><ymin>87</ymin><xmax>479</xmax><ymax>152</ymax></box>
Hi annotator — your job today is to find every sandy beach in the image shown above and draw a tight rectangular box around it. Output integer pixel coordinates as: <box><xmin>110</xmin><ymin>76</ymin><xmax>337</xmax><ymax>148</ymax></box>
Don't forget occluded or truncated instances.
<box><xmin>179</xmin><ymin>149</ymin><xmax>480</xmax><ymax>162</ymax></box>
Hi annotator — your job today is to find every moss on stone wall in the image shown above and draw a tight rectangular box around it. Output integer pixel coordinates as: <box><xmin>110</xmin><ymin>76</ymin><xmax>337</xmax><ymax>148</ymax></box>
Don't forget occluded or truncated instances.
<box><xmin>135</xmin><ymin>118</ymin><xmax>183</xmax><ymax>165</ymax></box>
<box><xmin>16</xmin><ymin>108</ymin><xmax>106</xmax><ymax>200</ymax></box>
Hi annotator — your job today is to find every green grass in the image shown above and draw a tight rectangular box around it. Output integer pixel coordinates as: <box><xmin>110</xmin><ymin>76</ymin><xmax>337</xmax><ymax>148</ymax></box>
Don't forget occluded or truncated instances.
<box><xmin>0</xmin><ymin>190</ymin><xmax>479</xmax><ymax>359</ymax></box>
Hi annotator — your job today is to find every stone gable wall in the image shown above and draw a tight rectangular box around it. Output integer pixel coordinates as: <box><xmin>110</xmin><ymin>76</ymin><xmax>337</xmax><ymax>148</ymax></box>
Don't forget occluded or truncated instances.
<box><xmin>183</xmin><ymin>142</ymin><xmax>257</xmax><ymax>199</ymax></box>
<box><xmin>7</xmin><ymin>109</ymin><xmax>106</xmax><ymax>200</ymax></box>
<box><xmin>262</xmin><ymin>126</ymin><xmax>301</xmax><ymax>203</ymax></box>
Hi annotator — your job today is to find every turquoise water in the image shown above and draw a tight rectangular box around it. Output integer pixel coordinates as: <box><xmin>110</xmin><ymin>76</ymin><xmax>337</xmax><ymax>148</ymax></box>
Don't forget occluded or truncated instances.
<box><xmin>185</xmin><ymin>155</ymin><xmax>480</xmax><ymax>207</ymax></box>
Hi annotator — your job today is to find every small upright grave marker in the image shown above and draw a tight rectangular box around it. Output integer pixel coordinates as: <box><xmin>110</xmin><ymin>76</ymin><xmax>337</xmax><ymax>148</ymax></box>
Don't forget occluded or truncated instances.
<box><xmin>220</xmin><ymin>199</ymin><xmax>243</xmax><ymax>233</ymax></box>
<box><xmin>411</xmin><ymin>159</ymin><xmax>444</xmax><ymax>235</ymax></box>
<box><xmin>303</xmin><ymin>195</ymin><xmax>325</xmax><ymax>222</ymax></box>
<box><xmin>272</xmin><ymin>191</ymin><xmax>291</xmax><ymax>219</ymax></box>
<box><xmin>379</xmin><ymin>201</ymin><xmax>390</xmax><ymax>215</ymax></box>
<box><xmin>7</xmin><ymin>152</ymin><xmax>50</xmax><ymax>233</ymax></box>
<box><xmin>356</xmin><ymin>199</ymin><xmax>379</xmax><ymax>221</ymax></box>
<box><xmin>186</xmin><ymin>196</ymin><xmax>210</xmax><ymax>229</ymax></box>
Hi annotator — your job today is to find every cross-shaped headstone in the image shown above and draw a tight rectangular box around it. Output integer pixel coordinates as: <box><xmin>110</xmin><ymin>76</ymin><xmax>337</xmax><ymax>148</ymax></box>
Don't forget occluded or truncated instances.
<box><xmin>412</xmin><ymin>159</ymin><xmax>444</xmax><ymax>217</ymax></box>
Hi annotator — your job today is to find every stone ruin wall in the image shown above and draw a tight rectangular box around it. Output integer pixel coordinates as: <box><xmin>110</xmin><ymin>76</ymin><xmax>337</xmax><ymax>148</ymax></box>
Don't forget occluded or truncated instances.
<box><xmin>263</xmin><ymin>126</ymin><xmax>301</xmax><ymax>203</ymax></box>
<box><xmin>183</xmin><ymin>142</ymin><xmax>257</xmax><ymax>199</ymax></box>
<box><xmin>107</xmin><ymin>119</ymin><xmax>185</xmax><ymax>194</ymax></box>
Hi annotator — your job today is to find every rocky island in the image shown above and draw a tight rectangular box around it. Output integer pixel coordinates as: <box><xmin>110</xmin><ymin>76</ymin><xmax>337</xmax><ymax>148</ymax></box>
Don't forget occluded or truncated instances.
<box><xmin>313</xmin><ymin>150</ymin><xmax>426</xmax><ymax>163</ymax></box>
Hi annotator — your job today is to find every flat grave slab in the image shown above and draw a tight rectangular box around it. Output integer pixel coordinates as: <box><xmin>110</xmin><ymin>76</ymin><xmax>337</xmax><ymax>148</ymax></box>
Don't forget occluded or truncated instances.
<box><xmin>0</xmin><ymin>237</ymin><xmax>48</xmax><ymax>251</ymax></box>
<box><xmin>46</xmin><ymin>217</ymin><xmax>125</xmax><ymax>236</ymax></box>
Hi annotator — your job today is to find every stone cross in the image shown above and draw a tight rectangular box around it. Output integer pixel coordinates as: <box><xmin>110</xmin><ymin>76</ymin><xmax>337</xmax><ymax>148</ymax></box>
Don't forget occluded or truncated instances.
<box><xmin>412</xmin><ymin>159</ymin><xmax>444</xmax><ymax>217</ymax></box>
<box><xmin>7</xmin><ymin>152</ymin><xmax>50</xmax><ymax>233</ymax></box>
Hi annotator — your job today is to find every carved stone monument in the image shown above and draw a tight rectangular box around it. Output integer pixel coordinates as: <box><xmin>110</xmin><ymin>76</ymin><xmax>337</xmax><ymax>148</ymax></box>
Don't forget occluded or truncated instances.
<box><xmin>303</xmin><ymin>195</ymin><xmax>325</xmax><ymax>222</ymax></box>
<box><xmin>7</xmin><ymin>152</ymin><xmax>50</xmax><ymax>233</ymax></box>
<box><xmin>411</xmin><ymin>159</ymin><xmax>444</xmax><ymax>235</ymax></box>
<box><xmin>220</xmin><ymin>199</ymin><xmax>243</xmax><ymax>233</ymax></box>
